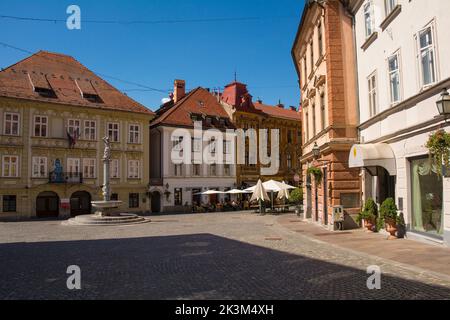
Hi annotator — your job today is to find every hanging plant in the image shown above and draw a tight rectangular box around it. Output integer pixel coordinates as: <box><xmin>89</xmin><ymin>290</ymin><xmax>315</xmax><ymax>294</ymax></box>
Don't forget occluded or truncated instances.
<box><xmin>307</xmin><ymin>166</ymin><xmax>323</xmax><ymax>185</ymax></box>
<box><xmin>425</xmin><ymin>129</ymin><xmax>450</xmax><ymax>177</ymax></box>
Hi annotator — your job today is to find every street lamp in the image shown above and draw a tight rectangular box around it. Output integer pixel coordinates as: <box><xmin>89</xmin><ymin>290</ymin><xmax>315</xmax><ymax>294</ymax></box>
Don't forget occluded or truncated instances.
<box><xmin>436</xmin><ymin>88</ymin><xmax>450</xmax><ymax>119</ymax></box>
<box><xmin>312</xmin><ymin>142</ymin><xmax>320</xmax><ymax>159</ymax></box>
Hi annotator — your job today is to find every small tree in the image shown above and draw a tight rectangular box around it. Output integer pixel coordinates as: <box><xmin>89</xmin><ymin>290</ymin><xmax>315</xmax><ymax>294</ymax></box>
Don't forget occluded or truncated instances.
<box><xmin>289</xmin><ymin>188</ymin><xmax>303</xmax><ymax>205</ymax></box>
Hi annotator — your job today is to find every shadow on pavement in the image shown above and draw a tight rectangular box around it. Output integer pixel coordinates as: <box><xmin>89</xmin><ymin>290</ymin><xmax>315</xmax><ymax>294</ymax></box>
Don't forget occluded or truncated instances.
<box><xmin>0</xmin><ymin>233</ymin><xmax>449</xmax><ymax>300</ymax></box>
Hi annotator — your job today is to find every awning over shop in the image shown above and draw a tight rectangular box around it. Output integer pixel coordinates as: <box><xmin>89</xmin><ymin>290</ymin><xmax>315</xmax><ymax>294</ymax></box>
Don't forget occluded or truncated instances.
<box><xmin>349</xmin><ymin>143</ymin><xmax>396</xmax><ymax>176</ymax></box>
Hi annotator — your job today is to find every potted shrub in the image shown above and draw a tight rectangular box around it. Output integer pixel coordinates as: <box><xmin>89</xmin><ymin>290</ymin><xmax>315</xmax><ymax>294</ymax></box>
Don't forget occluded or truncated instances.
<box><xmin>379</xmin><ymin>198</ymin><xmax>403</xmax><ymax>239</ymax></box>
<box><xmin>357</xmin><ymin>198</ymin><xmax>378</xmax><ymax>232</ymax></box>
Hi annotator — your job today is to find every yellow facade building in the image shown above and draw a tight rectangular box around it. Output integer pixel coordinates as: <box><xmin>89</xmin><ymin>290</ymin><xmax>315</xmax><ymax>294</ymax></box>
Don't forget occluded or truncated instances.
<box><xmin>0</xmin><ymin>51</ymin><xmax>154</xmax><ymax>219</ymax></box>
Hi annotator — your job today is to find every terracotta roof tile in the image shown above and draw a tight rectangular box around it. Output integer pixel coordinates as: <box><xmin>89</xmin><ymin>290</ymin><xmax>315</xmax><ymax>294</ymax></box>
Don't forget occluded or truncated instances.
<box><xmin>151</xmin><ymin>87</ymin><xmax>233</xmax><ymax>129</ymax></box>
<box><xmin>0</xmin><ymin>51</ymin><xmax>154</xmax><ymax>116</ymax></box>
<box><xmin>253</xmin><ymin>102</ymin><xmax>301</xmax><ymax>121</ymax></box>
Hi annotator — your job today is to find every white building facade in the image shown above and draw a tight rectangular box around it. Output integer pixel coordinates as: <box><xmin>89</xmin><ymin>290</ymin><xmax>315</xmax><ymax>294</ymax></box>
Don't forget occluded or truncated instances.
<box><xmin>149</xmin><ymin>125</ymin><xmax>236</xmax><ymax>213</ymax></box>
<box><xmin>349</xmin><ymin>0</ymin><xmax>450</xmax><ymax>246</ymax></box>
<box><xmin>149</xmin><ymin>83</ymin><xmax>237</xmax><ymax>213</ymax></box>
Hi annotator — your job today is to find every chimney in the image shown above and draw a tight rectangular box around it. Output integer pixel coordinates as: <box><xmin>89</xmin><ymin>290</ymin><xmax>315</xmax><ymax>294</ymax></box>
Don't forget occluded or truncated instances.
<box><xmin>277</xmin><ymin>99</ymin><xmax>284</xmax><ymax>109</ymax></box>
<box><xmin>290</xmin><ymin>106</ymin><xmax>297</xmax><ymax>111</ymax></box>
<box><xmin>173</xmin><ymin>79</ymin><xmax>186</xmax><ymax>103</ymax></box>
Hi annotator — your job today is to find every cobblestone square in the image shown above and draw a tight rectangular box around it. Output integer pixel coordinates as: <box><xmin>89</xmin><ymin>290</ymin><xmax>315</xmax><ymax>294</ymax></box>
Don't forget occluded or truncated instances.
<box><xmin>1</xmin><ymin>212</ymin><xmax>450</xmax><ymax>300</ymax></box>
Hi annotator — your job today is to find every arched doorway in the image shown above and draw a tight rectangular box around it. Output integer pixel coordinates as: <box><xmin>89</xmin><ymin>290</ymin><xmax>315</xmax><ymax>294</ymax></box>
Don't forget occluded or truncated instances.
<box><xmin>36</xmin><ymin>191</ymin><xmax>60</xmax><ymax>218</ymax></box>
<box><xmin>151</xmin><ymin>191</ymin><xmax>161</xmax><ymax>213</ymax></box>
<box><xmin>70</xmin><ymin>191</ymin><xmax>91</xmax><ymax>217</ymax></box>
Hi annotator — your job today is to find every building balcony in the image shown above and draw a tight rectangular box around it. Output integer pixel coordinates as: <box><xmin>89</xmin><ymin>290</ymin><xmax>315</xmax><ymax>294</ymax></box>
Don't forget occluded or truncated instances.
<box><xmin>49</xmin><ymin>172</ymin><xmax>83</xmax><ymax>184</ymax></box>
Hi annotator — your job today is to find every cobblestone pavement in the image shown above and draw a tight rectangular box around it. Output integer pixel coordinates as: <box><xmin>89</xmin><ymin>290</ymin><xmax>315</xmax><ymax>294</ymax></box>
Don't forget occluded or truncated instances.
<box><xmin>1</xmin><ymin>212</ymin><xmax>450</xmax><ymax>300</ymax></box>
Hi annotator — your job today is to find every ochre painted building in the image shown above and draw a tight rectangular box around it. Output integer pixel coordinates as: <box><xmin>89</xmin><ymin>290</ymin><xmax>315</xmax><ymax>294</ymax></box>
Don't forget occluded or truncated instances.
<box><xmin>220</xmin><ymin>81</ymin><xmax>302</xmax><ymax>188</ymax></box>
<box><xmin>0</xmin><ymin>51</ymin><xmax>154</xmax><ymax>220</ymax></box>
<box><xmin>291</xmin><ymin>0</ymin><xmax>360</xmax><ymax>227</ymax></box>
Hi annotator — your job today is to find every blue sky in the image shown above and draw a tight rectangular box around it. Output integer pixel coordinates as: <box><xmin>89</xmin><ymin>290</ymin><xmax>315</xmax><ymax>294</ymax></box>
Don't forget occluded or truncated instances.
<box><xmin>0</xmin><ymin>0</ymin><xmax>304</xmax><ymax>111</ymax></box>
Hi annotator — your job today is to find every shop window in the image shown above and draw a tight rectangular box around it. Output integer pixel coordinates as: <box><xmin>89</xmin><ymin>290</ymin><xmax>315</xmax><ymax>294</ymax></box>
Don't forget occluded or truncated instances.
<box><xmin>129</xmin><ymin>193</ymin><xmax>139</xmax><ymax>209</ymax></box>
<box><xmin>340</xmin><ymin>193</ymin><xmax>360</xmax><ymax>209</ymax></box>
<box><xmin>3</xmin><ymin>195</ymin><xmax>16</xmax><ymax>212</ymax></box>
<box><xmin>174</xmin><ymin>188</ymin><xmax>182</xmax><ymax>206</ymax></box>
<box><xmin>410</xmin><ymin>157</ymin><xmax>443</xmax><ymax>236</ymax></box>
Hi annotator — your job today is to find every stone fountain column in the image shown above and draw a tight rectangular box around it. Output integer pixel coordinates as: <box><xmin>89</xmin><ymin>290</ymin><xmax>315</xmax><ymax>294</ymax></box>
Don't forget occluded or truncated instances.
<box><xmin>93</xmin><ymin>136</ymin><xmax>122</xmax><ymax>217</ymax></box>
<box><xmin>66</xmin><ymin>136</ymin><xmax>149</xmax><ymax>225</ymax></box>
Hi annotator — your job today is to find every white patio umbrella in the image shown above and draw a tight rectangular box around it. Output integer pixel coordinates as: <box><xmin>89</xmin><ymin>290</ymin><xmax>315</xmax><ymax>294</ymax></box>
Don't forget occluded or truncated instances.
<box><xmin>226</xmin><ymin>189</ymin><xmax>251</xmax><ymax>194</ymax></box>
<box><xmin>201</xmin><ymin>190</ymin><xmax>225</xmax><ymax>195</ymax></box>
<box><xmin>250</xmin><ymin>179</ymin><xmax>269</xmax><ymax>214</ymax></box>
<box><xmin>277</xmin><ymin>181</ymin><xmax>291</xmax><ymax>200</ymax></box>
<box><xmin>246</xmin><ymin>180</ymin><xmax>296</xmax><ymax>210</ymax></box>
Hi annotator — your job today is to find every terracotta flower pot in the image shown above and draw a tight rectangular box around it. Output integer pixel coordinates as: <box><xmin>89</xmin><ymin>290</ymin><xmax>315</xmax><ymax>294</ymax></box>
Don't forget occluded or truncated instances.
<box><xmin>385</xmin><ymin>219</ymin><xmax>397</xmax><ymax>239</ymax></box>
<box><xmin>363</xmin><ymin>218</ymin><xmax>375</xmax><ymax>232</ymax></box>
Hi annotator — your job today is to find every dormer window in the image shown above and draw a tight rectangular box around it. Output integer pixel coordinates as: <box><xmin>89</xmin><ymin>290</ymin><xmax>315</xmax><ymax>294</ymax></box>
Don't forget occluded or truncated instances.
<box><xmin>75</xmin><ymin>79</ymin><xmax>103</xmax><ymax>103</ymax></box>
<box><xmin>34</xmin><ymin>87</ymin><xmax>57</xmax><ymax>98</ymax></box>
<box><xmin>27</xmin><ymin>73</ymin><xmax>57</xmax><ymax>98</ymax></box>
<box><xmin>83</xmin><ymin>93</ymin><xmax>103</xmax><ymax>103</ymax></box>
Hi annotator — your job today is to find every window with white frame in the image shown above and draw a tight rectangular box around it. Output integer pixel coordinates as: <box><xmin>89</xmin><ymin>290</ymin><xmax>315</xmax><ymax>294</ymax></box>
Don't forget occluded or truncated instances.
<box><xmin>305</xmin><ymin>111</ymin><xmax>309</xmax><ymax>142</ymax></box>
<box><xmin>385</xmin><ymin>0</ymin><xmax>397</xmax><ymax>16</ymax></box>
<box><xmin>110</xmin><ymin>159</ymin><xmax>120</xmax><ymax>179</ymax></box>
<box><xmin>67</xmin><ymin>158</ymin><xmax>80</xmax><ymax>175</ymax></box>
<box><xmin>83</xmin><ymin>158</ymin><xmax>96</xmax><ymax>179</ymax></box>
<box><xmin>192</xmin><ymin>164</ymin><xmax>201</xmax><ymax>176</ymax></box>
<box><xmin>107</xmin><ymin>122</ymin><xmax>120</xmax><ymax>142</ymax></box>
<box><xmin>128</xmin><ymin>160</ymin><xmax>140</xmax><ymax>179</ymax></box>
<box><xmin>210</xmin><ymin>164</ymin><xmax>217</xmax><ymax>176</ymax></box>
<box><xmin>34</xmin><ymin>116</ymin><xmax>48</xmax><ymax>137</ymax></box>
<box><xmin>418</xmin><ymin>25</ymin><xmax>437</xmax><ymax>87</ymax></box>
<box><xmin>191</xmin><ymin>137</ymin><xmax>202</xmax><ymax>152</ymax></box>
<box><xmin>128</xmin><ymin>124</ymin><xmax>140</xmax><ymax>144</ymax></box>
<box><xmin>368</xmin><ymin>72</ymin><xmax>378</xmax><ymax>117</ymax></box>
<box><xmin>3</xmin><ymin>112</ymin><xmax>20</xmax><ymax>136</ymax></box>
<box><xmin>67</xmin><ymin>119</ymin><xmax>80</xmax><ymax>137</ymax></box>
<box><xmin>223</xmin><ymin>140</ymin><xmax>231</xmax><ymax>154</ymax></box>
<box><xmin>32</xmin><ymin>156</ymin><xmax>47</xmax><ymax>178</ymax></box>
<box><xmin>84</xmin><ymin>120</ymin><xmax>96</xmax><ymax>141</ymax></box>
<box><xmin>364</xmin><ymin>1</ymin><xmax>374</xmax><ymax>38</ymax></box>
<box><xmin>388</xmin><ymin>52</ymin><xmax>401</xmax><ymax>104</ymax></box>
<box><xmin>224</xmin><ymin>164</ymin><xmax>231</xmax><ymax>176</ymax></box>
<box><xmin>303</xmin><ymin>56</ymin><xmax>307</xmax><ymax>85</ymax></box>
<box><xmin>312</xmin><ymin>103</ymin><xmax>316</xmax><ymax>136</ymax></box>
<box><xmin>2</xmin><ymin>155</ymin><xmax>19</xmax><ymax>177</ymax></box>
<box><xmin>320</xmin><ymin>93</ymin><xmax>326</xmax><ymax>131</ymax></box>
<box><xmin>174</xmin><ymin>164</ymin><xmax>183</xmax><ymax>177</ymax></box>
<box><xmin>318</xmin><ymin>21</ymin><xmax>324</xmax><ymax>57</ymax></box>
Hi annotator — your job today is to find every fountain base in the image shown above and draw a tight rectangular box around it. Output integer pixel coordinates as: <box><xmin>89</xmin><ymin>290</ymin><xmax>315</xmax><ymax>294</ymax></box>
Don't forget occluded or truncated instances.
<box><xmin>66</xmin><ymin>213</ymin><xmax>150</xmax><ymax>226</ymax></box>
<box><xmin>64</xmin><ymin>200</ymin><xmax>150</xmax><ymax>226</ymax></box>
